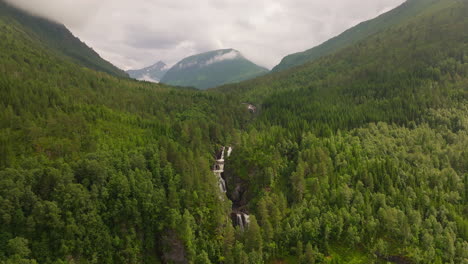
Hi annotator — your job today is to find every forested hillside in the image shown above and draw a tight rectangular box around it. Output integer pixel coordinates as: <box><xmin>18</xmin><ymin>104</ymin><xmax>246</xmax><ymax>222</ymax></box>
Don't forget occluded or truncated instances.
<box><xmin>272</xmin><ymin>0</ymin><xmax>440</xmax><ymax>72</ymax></box>
<box><xmin>0</xmin><ymin>1</ymin><xmax>128</xmax><ymax>78</ymax></box>
<box><xmin>0</xmin><ymin>6</ymin><xmax>250</xmax><ymax>264</ymax></box>
<box><xmin>0</xmin><ymin>0</ymin><xmax>467</xmax><ymax>263</ymax></box>
<box><xmin>215</xmin><ymin>0</ymin><xmax>468</xmax><ymax>263</ymax></box>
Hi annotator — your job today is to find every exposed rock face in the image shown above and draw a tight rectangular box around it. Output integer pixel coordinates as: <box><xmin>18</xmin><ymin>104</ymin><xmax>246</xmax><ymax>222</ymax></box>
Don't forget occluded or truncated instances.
<box><xmin>229</xmin><ymin>182</ymin><xmax>249</xmax><ymax>210</ymax></box>
<box><xmin>242</xmin><ymin>103</ymin><xmax>257</xmax><ymax>113</ymax></box>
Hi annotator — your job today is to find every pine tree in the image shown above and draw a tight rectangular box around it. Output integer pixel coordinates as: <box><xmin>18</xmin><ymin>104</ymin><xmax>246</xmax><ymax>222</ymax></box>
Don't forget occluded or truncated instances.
<box><xmin>304</xmin><ymin>242</ymin><xmax>315</xmax><ymax>264</ymax></box>
<box><xmin>245</xmin><ymin>216</ymin><xmax>263</xmax><ymax>253</ymax></box>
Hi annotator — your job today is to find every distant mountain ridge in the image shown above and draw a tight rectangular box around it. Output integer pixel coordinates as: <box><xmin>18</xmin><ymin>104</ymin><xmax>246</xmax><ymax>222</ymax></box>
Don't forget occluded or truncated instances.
<box><xmin>161</xmin><ymin>49</ymin><xmax>269</xmax><ymax>90</ymax></box>
<box><xmin>0</xmin><ymin>0</ymin><xmax>128</xmax><ymax>78</ymax></box>
<box><xmin>127</xmin><ymin>61</ymin><xmax>169</xmax><ymax>82</ymax></box>
<box><xmin>273</xmin><ymin>0</ymin><xmax>439</xmax><ymax>72</ymax></box>
<box><xmin>0</xmin><ymin>0</ymin><xmax>467</xmax><ymax>262</ymax></box>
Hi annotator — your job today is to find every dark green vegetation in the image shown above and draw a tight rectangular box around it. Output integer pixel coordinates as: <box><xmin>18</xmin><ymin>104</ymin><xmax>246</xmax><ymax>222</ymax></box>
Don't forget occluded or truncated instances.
<box><xmin>218</xmin><ymin>0</ymin><xmax>468</xmax><ymax>263</ymax></box>
<box><xmin>0</xmin><ymin>4</ymin><xmax>248</xmax><ymax>263</ymax></box>
<box><xmin>0</xmin><ymin>1</ymin><xmax>128</xmax><ymax>78</ymax></box>
<box><xmin>1</xmin><ymin>0</ymin><xmax>467</xmax><ymax>264</ymax></box>
<box><xmin>127</xmin><ymin>61</ymin><xmax>169</xmax><ymax>83</ymax></box>
<box><xmin>273</xmin><ymin>0</ymin><xmax>441</xmax><ymax>72</ymax></box>
<box><xmin>161</xmin><ymin>49</ymin><xmax>269</xmax><ymax>90</ymax></box>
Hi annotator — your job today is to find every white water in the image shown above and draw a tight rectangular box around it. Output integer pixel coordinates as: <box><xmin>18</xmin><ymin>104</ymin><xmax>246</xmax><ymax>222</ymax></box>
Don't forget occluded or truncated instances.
<box><xmin>236</xmin><ymin>214</ymin><xmax>244</xmax><ymax>230</ymax></box>
<box><xmin>235</xmin><ymin>213</ymin><xmax>250</xmax><ymax>231</ymax></box>
<box><xmin>212</xmin><ymin>146</ymin><xmax>250</xmax><ymax>230</ymax></box>
<box><xmin>218</xmin><ymin>147</ymin><xmax>225</xmax><ymax>162</ymax></box>
<box><xmin>217</xmin><ymin>172</ymin><xmax>227</xmax><ymax>193</ymax></box>
<box><xmin>213</xmin><ymin>147</ymin><xmax>227</xmax><ymax>193</ymax></box>
<box><xmin>243</xmin><ymin>214</ymin><xmax>250</xmax><ymax>225</ymax></box>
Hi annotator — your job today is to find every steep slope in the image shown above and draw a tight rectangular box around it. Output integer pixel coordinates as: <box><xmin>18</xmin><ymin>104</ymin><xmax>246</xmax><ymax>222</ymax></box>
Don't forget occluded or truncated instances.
<box><xmin>221</xmin><ymin>0</ymin><xmax>467</xmax><ymax>118</ymax></box>
<box><xmin>0</xmin><ymin>0</ymin><xmax>467</xmax><ymax>263</ymax></box>
<box><xmin>0</xmin><ymin>0</ymin><xmax>128</xmax><ymax>78</ymax></box>
<box><xmin>161</xmin><ymin>49</ymin><xmax>269</xmax><ymax>89</ymax></box>
<box><xmin>0</xmin><ymin>5</ymin><xmax>250</xmax><ymax>263</ymax></box>
<box><xmin>126</xmin><ymin>61</ymin><xmax>169</xmax><ymax>82</ymax></box>
<box><xmin>215</xmin><ymin>0</ymin><xmax>468</xmax><ymax>262</ymax></box>
<box><xmin>273</xmin><ymin>0</ymin><xmax>440</xmax><ymax>72</ymax></box>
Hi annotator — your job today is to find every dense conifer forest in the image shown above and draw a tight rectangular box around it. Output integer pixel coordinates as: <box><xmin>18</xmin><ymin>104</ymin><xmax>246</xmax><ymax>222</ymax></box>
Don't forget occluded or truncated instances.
<box><xmin>0</xmin><ymin>0</ymin><xmax>467</xmax><ymax>263</ymax></box>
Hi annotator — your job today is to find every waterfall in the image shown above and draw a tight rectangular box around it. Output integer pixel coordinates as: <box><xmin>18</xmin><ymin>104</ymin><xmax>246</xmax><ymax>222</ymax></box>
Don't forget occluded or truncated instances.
<box><xmin>235</xmin><ymin>213</ymin><xmax>250</xmax><ymax>231</ymax></box>
<box><xmin>215</xmin><ymin>172</ymin><xmax>227</xmax><ymax>193</ymax></box>
<box><xmin>213</xmin><ymin>147</ymin><xmax>227</xmax><ymax>193</ymax></box>
<box><xmin>212</xmin><ymin>146</ymin><xmax>250</xmax><ymax>231</ymax></box>
<box><xmin>236</xmin><ymin>214</ymin><xmax>244</xmax><ymax>231</ymax></box>
<box><xmin>243</xmin><ymin>214</ymin><xmax>250</xmax><ymax>226</ymax></box>
<box><xmin>218</xmin><ymin>147</ymin><xmax>225</xmax><ymax>161</ymax></box>
<box><xmin>219</xmin><ymin>177</ymin><xmax>227</xmax><ymax>193</ymax></box>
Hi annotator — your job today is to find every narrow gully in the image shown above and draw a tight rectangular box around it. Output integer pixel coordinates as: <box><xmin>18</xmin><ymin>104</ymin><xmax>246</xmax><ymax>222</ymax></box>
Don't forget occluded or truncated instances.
<box><xmin>213</xmin><ymin>146</ymin><xmax>250</xmax><ymax>230</ymax></box>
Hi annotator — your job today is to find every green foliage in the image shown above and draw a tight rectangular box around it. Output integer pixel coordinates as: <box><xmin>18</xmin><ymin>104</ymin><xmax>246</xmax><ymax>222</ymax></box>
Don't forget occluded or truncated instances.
<box><xmin>0</xmin><ymin>1</ymin><xmax>128</xmax><ymax>78</ymax></box>
<box><xmin>0</xmin><ymin>6</ymin><xmax>249</xmax><ymax>263</ymax></box>
<box><xmin>0</xmin><ymin>0</ymin><xmax>467</xmax><ymax>263</ymax></box>
<box><xmin>215</xmin><ymin>1</ymin><xmax>468</xmax><ymax>263</ymax></box>
<box><xmin>272</xmin><ymin>0</ymin><xmax>449</xmax><ymax>72</ymax></box>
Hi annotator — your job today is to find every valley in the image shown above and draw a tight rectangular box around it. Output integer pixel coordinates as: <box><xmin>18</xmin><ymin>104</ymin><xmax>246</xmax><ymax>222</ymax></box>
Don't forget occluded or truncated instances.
<box><xmin>0</xmin><ymin>0</ymin><xmax>467</xmax><ymax>264</ymax></box>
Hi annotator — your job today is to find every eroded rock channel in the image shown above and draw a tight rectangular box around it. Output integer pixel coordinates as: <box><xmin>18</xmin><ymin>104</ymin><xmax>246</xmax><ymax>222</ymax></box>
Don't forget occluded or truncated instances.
<box><xmin>213</xmin><ymin>146</ymin><xmax>250</xmax><ymax>230</ymax></box>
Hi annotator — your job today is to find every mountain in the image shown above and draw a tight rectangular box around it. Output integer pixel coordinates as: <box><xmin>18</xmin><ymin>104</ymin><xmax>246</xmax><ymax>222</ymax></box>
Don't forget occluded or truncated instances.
<box><xmin>126</xmin><ymin>61</ymin><xmax>169</xmax><ymax>82</ymax></box>
<box><xmin>0</xmin><ymin>0</ymin><xmax>128</xmax><ymax>78</ymax></box>
<box><xmin>1</xmin><ymin>0</ymin><xmax>467</xmax><ymax>263</ymax></box>
<box><xmin>215</xmin><ymin>1</ymin><xmax>467</xmax><ymax>262</ymax></box>
<box><xmin>0</xmin><ymin>3</ymin><xmax>245</xmax><ymax>263</ymax></box>
<box><xmin>160</xmin><ymin>49</ymin><xmax>269</xmax><ymax>89</ymax></box>
<box><xmin>221</xmin><ymin>0</ymin><xmax>466</xmax><ymax>123</ymax></box>
<box><xmin>272</xmin><ymin>0</ymin><xmax>440</xmax><ymax>72</ymax></box>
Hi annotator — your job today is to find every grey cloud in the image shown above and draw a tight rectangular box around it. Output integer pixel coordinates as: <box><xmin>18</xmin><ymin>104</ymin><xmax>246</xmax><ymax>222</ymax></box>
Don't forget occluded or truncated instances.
<box><xmin>124</xmin><ymin>25</ymin><xmax>187</xmax><ymax>50</ymax></box>
<box><xmin>4</xmin><ymin>0</ymin><xmax>104</xmax><ymax>28</ymax></box>
<box><xmin>5</xmin><ymin>0</ymin><xmax>406</xmax><ymax>70</ymax></box>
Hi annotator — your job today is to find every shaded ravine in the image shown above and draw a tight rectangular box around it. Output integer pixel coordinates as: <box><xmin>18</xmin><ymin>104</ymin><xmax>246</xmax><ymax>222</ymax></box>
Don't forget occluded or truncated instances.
<box><xmin>213</xmin><ymin>146</ymin><xmax>250</xmax><ymax>230</ymax></box>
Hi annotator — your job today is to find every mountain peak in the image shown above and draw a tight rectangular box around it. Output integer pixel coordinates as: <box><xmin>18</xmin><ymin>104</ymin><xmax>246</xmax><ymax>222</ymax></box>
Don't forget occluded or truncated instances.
<box><xmin>175</xmin><ymin>49</ymin><xmax>244</xmax><ymax>70</ymax></box>
<box><xmin>126</xmin><ymin>61</ymin><xmax>169</xmax><ymax>83</ymax></box>
<box><xmin>161</xmin><ymin>49</ymin><xmax>268</xmax><ymax>89</ymax></box>
<box><xmin>151</xmin><ymin>61</ymin><xmax>165</xmax><ymax>66</ymax></box>
<box><xmin>148</xmin><ymin>61</ymin><xmax>169</xmax><ymax>71</ymax></box>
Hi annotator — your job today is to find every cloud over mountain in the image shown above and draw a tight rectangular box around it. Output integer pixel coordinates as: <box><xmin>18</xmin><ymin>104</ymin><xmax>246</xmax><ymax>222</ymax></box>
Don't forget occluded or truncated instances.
<box><xmin>5</xmin><ymin>0</ymin><xmax>405</xmax><ymax>70</ymax></box>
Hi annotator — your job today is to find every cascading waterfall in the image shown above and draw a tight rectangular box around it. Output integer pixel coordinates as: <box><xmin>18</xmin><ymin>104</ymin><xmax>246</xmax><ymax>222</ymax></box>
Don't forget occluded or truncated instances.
<box><xmin>216</xmin><ymin>171</ymin><xmax>227</xmax><ymax>193</ymax></box>
<box><xmin>227</xmin><ymin>147</ymin><xmax>232</xmax><ymax>158</ymax></box>
<box><xmin>236</xmin><ymin>214</ymin><xmax>244</xmax><ymax>230</ymax></box>
<box><xmin>212</xmin><ymin>146</ymin><xmax>250</xmax><ymax>230</ymax></box>
<box><xmin>213</xmin><ymin>147</ymin><xmax>227</xmax><ymax>193</ymax></box>
<box><xmin>243</xmin><ymin>214</ymin><xmax>250</xmax><ymax>225</ymax></box>
<box><xmin>234</xmin><ymin>213</ymin><xmax>250</xmax><ymax>231</ymax></box>
<box><xmin>219</xmin><ymin>147</ymin><xmax>225</xmax><ymax>161</ymax></box>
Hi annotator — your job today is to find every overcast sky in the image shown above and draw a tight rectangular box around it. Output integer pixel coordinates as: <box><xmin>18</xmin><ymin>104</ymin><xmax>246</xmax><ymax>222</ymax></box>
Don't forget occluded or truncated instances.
<box><xmin>7</xmin><ymin>0</ymin><xmax>405</xmax><ymax>70</ymax></box>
